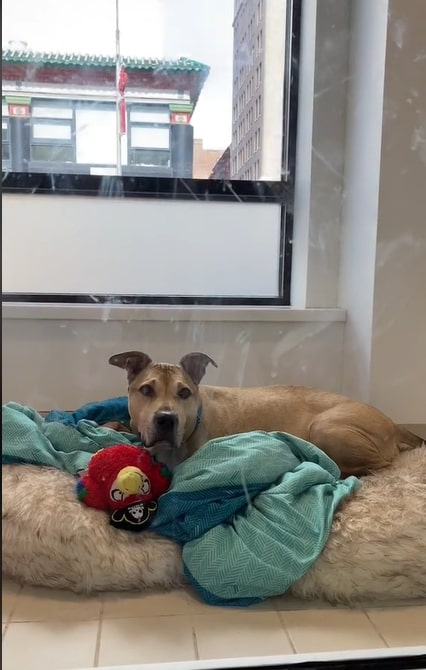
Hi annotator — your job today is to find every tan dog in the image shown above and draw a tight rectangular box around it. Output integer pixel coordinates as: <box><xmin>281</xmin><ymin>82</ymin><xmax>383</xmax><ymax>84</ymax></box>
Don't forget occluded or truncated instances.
<box><xmin>108</xmin><ymin>351</ymin><xmax>424</xmax><ymax>475</ymax></box>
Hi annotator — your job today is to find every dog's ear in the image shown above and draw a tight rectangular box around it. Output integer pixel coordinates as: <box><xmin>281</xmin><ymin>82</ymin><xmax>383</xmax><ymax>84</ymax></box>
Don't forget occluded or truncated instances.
<box><xmin>108</xmin><ymin>351</ymin><xmax>152</xmax><ymax>383</ymax></box>
<box><xmin>179</xmin><ymin>352</ymin><xmax>218</xmax><ymax>386</ymax></box>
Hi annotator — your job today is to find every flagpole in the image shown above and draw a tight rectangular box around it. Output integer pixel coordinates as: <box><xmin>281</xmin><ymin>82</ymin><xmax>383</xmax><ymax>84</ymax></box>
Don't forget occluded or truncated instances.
<box><xmin>115</xmin><ymin>0</ymin><xmax>122</xmax><ymax>176</ymax></box>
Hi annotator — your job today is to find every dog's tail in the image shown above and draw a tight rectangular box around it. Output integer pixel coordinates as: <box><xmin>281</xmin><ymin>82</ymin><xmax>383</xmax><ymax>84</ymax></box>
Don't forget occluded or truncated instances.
<box><xmin>396</xmin><ymin>426</ymin><xmax>425</xmax><ymax>451</ymax></box>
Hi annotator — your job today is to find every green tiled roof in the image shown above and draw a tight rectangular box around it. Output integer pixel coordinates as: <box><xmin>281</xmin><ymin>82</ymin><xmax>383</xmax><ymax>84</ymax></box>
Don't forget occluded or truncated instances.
<box><xmin>2</xmin><ymin>48</ymin><xmax>210</xmax><ymax>74</ymax></box>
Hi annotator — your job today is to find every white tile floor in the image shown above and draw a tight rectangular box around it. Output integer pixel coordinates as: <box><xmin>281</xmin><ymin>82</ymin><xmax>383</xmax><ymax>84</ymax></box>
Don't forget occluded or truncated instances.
<box><xmin>2</xmin><ymin>578</ymin><xmax>426</xmax><ymax>670</ymax></box>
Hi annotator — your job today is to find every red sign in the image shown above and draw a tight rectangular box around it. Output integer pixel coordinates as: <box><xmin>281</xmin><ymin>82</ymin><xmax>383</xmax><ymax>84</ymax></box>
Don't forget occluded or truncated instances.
<box><xmin>8</xmin><ymin>104</ymin><xmax>30</xmax><ymax>117</ymax></box>
<box><xmin>171</xmin><ymin>112</ymin><xmax>190</xmax><ymax>125</ymax></box>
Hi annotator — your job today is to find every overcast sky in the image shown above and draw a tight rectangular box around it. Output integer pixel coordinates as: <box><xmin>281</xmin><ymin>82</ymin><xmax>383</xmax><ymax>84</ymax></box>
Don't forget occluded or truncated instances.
<box><xmin>2</xmin><ymin>0</ymin><xmax>234</xmax><ymax>150</ymax></box>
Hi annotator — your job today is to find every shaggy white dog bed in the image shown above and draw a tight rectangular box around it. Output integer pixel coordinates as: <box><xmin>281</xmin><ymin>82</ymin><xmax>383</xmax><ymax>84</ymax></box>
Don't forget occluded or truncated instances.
<box><xmin>2</xmin><ymin>449</ymin><xmax>426</xmax><ymax>604</ymax></box>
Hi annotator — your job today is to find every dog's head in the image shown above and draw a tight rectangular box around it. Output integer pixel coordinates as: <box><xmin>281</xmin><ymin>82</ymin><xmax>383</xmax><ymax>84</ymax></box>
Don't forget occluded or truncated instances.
<box><xmin>109</xmin><ymin>351</ymin><xmax>217</xmax><ymax>456</ymax></box>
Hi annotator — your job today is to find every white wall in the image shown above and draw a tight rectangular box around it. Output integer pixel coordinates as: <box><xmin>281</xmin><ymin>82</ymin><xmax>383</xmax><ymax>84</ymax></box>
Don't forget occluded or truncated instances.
<box><xmin>339</xmin><ymin>0</ymin><xmax>426</xmax><ymax>423</ymax></box>
<box><xmin>369</xmin><ymin>0</ymin><xmax>426</xmax><ymax>422</ymax></box>
<box><xmin>2</xmin><ymin>311</ymin><xmax>344</xmax><ymax>410</ymax></box>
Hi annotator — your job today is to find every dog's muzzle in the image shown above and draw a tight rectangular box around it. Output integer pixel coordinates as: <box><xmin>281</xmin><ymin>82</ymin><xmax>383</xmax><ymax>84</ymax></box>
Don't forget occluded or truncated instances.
<box><xmin>150</xmin><ymin>410</ymin><xmax>179</xmax><ymax>448</ymax></box>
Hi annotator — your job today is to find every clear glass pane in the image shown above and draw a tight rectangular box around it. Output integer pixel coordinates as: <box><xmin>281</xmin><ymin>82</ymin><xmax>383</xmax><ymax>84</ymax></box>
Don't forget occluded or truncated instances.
<box><xmin>2</xmin><ymin>0</ymin><xmax>289</xmax><ymax>180</ymax></box>
<box><xmin>129</xmin><ymin>148</ymin><xmax>170</xmax><ymax>167</ymax></box>
<box><xmin>31</xmin><ymin>144</ymin><xmax>74</xmax><ymax>162</ymax></box>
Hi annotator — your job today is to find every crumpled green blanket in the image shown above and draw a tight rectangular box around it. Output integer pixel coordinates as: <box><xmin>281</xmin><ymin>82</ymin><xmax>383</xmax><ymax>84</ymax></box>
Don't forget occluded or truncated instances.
<box><xmin>151</xmin><ymin>431</ymin><xmax>361</xmax><ymax>607</ymax></box>
<box><xmin>1</xmin><ymin>402</ymin><xmax>141</xmax><ymax>475</ymax></box>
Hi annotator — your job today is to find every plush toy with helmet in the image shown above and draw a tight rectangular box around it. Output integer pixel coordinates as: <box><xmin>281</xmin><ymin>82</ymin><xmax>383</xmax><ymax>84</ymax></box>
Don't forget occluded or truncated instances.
<box><xmin>76</xmin><ymin>444</ymin><xmax>172</xmax><ymax>531</ymax></box>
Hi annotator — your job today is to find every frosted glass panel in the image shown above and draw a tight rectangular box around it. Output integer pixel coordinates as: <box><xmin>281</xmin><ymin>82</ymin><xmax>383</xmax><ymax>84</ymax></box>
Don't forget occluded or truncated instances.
<box><xmin>2</xmin><ymin>195</ymin><xmax>281</xmax><ymax>297</ymax></box>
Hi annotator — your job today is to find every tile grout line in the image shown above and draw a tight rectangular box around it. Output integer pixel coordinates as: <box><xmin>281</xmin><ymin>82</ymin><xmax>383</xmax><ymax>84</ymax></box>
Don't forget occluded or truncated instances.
<box><xmin>3</xmin><ymin>582</ymin><xmax>23</xmax><ymax>633</ymax></box>
<box><xmin>275</xmin><ymin>609</ymin><xmax>297</xmax><ymax>654</ymax></box>
<box><xmin>191</xmin><ymin>617</ymin><xmax>200</xmax><ymax>661</ymax></box>
<box><xmin>363</xmin><ymin>609</ymin><xmax>390</xmax><ymax>648</ymax></box>
<box><xmin>93</xmin><ymin>595</ymin><xmax>106</xmax><ymax>667</ymax></box>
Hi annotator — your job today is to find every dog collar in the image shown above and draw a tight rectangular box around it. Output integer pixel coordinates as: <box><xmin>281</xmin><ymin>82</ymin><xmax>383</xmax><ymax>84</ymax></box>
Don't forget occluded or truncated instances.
<box><xmin>186</xmin><ymin>403</ymin><xmax>202</xmax><ymax>442</ymax></box>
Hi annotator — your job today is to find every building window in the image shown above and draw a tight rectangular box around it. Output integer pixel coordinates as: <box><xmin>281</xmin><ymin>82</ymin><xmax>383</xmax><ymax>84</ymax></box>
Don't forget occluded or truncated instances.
<box><xmin>33</xmin><ymin>123</ymin><xmax>71</xmax><ymax>140</ymax></box>
<box><xmin>2</xmin><ymin>119</ymin><xmax>10</xmax><ymax>163</ymax></box>
<box><xmin>75</xmin><ymin>104</ymin><xmax>116</xmax><ymax>165</ymax></box>
<box><xmin>2</xmin><ymin>0</ymin><xmax>301</xmax><ymax>306</ymax></box>
<box><xmin>2</xmin><ymin>102</ymin><xmax>10</xmax><ymax>165</ymax></box>
<box><xmin>128</xmin><ymin>105</ymin><xmax>170</xmax><ymax>167</ymax></box>
<box><xmin>129</xmin><ymin>148</ymin><xmax>169</xmax><ymax>167</ymax></box>
<box><xmin>130</xmin><ymin>126</ymin><xmax>169</xmax><ymax>150</ymax></box>
<box><xmin>30</xmin><ymin>101</ymin><xmax>74</xmax><ymax>163</ymax></box>
<box><xmin>129</xmin><ymin>107</ymin><xmax>169</xmax><ymax>125</ymax></box>
<box><xmin>32</xmin><ymin>105</ymin><xmax>73</xmax><ymax>120</ymax></box>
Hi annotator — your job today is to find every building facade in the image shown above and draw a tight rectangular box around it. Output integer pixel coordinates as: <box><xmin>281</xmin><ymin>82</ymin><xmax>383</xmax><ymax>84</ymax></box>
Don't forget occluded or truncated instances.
<box><xmin>2</xmin><ymin>48</ymin><xmax>209</xmax><ymax>178</ymax></box>
<box><xmin>192</xmin><ymin>138</ymin><xmax>223</xmax><ymax>179</ymax></box>
<box><xmin>230</xmin><ymin>0</ymin><xmax>286</xmax><ymax>180</ymax></box>
<box><xmin>210</xmin><ymin>146</ymin><xmax>230</xmax><ymax>180</ymax></box>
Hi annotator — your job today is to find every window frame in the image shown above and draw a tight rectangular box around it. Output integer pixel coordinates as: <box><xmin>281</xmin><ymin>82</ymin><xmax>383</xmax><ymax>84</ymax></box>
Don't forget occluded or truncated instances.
<box><xmin>2</xmin><ymin>116</ymin><xmax>11</xmax><ymax>168</ymax></box>
<box><xmin>127</xmin><ymin>103</ymin><xmax>171</xmax><ymax>168</ymax></box>
<box><xmin>2</xmin><ymin>0</ymin><xmax>302</xmax><ymax>308</ymax></box>
<box><xmin>29</xmin><ymin>99</ymin><xmax>75</xmax><ymax>164</ymax></box>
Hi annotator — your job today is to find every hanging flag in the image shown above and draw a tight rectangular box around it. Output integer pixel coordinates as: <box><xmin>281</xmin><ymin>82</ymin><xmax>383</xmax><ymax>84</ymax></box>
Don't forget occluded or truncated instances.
<box><xmin>118</xmin><ymin>65</ymin><xmax>128</xmax><ymax>135</ymax></box>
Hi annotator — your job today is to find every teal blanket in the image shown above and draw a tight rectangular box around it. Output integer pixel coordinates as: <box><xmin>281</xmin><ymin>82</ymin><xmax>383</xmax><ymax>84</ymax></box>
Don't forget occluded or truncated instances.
<box><xmin>151</xmin><ymin>431</ymin><xmax>360</xmax><ymax>607</ymax></box>
<box><xmin>2</xmin><ymin>402</ymin><xmax>141</xmax><ymax>475</ymax></box>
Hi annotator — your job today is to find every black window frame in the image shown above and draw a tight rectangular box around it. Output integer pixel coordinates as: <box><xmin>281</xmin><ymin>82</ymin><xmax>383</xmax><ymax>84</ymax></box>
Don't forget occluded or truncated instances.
<box><xmin>2</xmin><ymin>115</ymin><xmax>11</xmax><ymax>167</ymax></box>
<box><xmin>29</xmin><ymin>99</ymin><xmax>75</xmax><ymax>166</ymax></box>
<box><xmin>127</xmin><ymin>103</ymin><xmax>171</xmax><ymax>168</ymax></box>
<box><xmin>2</xmin><ymin>0</ymin><xmax>302</xmax><ymax>308</ymax></box>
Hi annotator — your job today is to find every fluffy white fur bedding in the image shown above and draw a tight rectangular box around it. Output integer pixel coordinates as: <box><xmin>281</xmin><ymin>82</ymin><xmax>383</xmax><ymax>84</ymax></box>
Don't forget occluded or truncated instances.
<box><xmin>2</xmin><ymin>449</ymin><xmax>426</xmax><ymax>603</ymax></box>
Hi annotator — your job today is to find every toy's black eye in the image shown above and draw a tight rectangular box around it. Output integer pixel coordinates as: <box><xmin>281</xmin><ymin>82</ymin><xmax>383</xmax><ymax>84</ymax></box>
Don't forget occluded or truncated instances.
<box><xmin>178</xmin><ymin>387</ymin><xmax>192</xmax><ymax>400</ymax></box>
<box><xmin>111</xmin><ymin>488</ymin><xmax>125</xmax><ymax>502</ymax></box>
<box><xmin>140</xmin><ymin>384</ymin><xmax>154</xmax><ymax>397</ymax></box>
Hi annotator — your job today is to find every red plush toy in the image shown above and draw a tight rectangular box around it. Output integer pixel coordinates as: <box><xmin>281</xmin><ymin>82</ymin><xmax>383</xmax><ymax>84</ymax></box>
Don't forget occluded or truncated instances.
<box><xmin>76</xmin><ymin>444</ymin><xmax>172</xmax><ymax>532</ymax></box>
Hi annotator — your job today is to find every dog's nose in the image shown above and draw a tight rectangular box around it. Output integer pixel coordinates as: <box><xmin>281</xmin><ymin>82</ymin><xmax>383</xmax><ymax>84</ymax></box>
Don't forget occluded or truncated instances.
<box><xmin>154</xmin><ymin>411</ymin><xmax>178</xmax><ymax>431</ymax></box>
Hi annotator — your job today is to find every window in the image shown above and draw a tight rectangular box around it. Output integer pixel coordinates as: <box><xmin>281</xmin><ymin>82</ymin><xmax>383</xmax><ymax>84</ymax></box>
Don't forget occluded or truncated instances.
<box><xmin>129</xmin><ymin>107</ymin><xmax>169</xmax><ymax>125</ymax></box>
<box><xmin>2</xmin><ymin>0</ymin><xmax>301</xmax><ymax>306</ymax></box>
<box><xmin>33</xmin><ymin>123</ymin><xmax>71</xmax><ymax>140</ymax></box>
<box><xmin>130</xmin><ymin>126</ymin><xmax>169</xmax><ymax>150</ymax></box>
<box><xmin>129</xmin><ymin>148</ymin><xmax>169</xmax><ymax>167</ymax></box>
<box><xmin>2</xmin><ymin>103</ymin><xmax>10</xmax><ymax>165</ymax></box>
<box><xmin>30</xmin><ymin>100</ymin><xmax>74</xmax><ymax>164</ymax></box>
<box><xmin>2</xmin><ymin>120</ymin><xmax>10</xmax><ymax>163</ymax></box>
<box><xmin>75</xmin><ymin>105</ymin><xmax>116</xmax><ymax>165</ymax></box>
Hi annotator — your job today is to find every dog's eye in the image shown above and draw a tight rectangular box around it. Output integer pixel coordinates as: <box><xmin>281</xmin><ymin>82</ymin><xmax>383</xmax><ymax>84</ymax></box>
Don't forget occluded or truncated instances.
<box><xmin>140</xmin><ymin>384</ymin><xmax>154</xmax><ymax>397</ymax></box>
<box><xmin>178</xmin><ymin>387</ymin><xmax>192</xmax><ymax>400</ymax></box>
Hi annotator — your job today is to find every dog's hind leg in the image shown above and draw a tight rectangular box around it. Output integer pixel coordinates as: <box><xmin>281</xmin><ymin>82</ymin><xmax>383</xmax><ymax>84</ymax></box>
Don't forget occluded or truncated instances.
<box><xmin>308</xmin><ymin>404</ymin><xmax>400</xmax><ymax>476</ymax></box>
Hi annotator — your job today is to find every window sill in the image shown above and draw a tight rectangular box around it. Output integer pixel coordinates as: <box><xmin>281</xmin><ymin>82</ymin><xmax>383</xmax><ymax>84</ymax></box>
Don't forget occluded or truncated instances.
<box><xmin>2</xmin><ymin>303</ymin><xmax>346</xmax><ymax>323</ymax></box>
